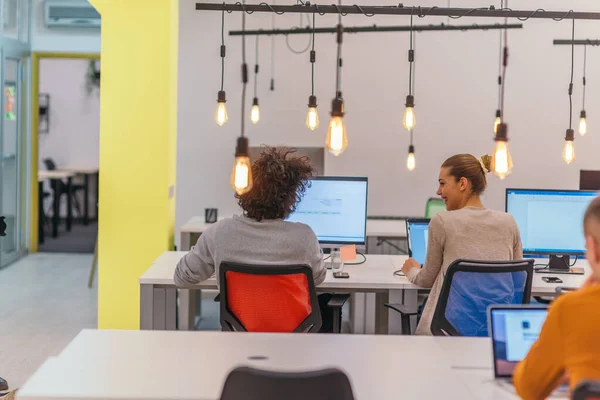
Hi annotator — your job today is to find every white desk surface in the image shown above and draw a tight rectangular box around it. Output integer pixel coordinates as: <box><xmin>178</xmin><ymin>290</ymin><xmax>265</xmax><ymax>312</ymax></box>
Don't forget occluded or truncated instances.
<box><xmin>57</xmin><ymin>166</ymin><xmax>99</xmax><ymax>174</ymax></box>
<box><xmin>38</xmin><ymin>170</ymin><xmax>75</xmax><ymax>181</ymax></box>
<box><xmin>19</xmin><ymin>330</ymin><xmax>487</xmax><ymax>400</ymax></box>
<box><xmin>180</xmin><ymin>216</ymin><xmax>407</xmax><ymax>238</ymax></box>
<box><xmin>140</xmin><ymin>251</ymin><xmax>418</xmax><ymax>291</ymax></box>
<box><xmin>143</xmin><ymin>251</ymin><xmax>588</xmax><ymax>295</ymax></box>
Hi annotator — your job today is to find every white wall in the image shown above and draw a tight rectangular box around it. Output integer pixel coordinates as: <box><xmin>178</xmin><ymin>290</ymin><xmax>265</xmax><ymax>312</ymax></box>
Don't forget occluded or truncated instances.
<box><xmin>177</xmin><ymin>0</ymin><xmax>600</xmax><ymax>245</ymax></box>
<box><xmin>39</xmin><ymin>58</ymin><xmax>99</xmax><ymax>167</ymax></box>
<box><xmin>31</xmin><ymin>0</ymin><xmax>100</xmax><ymax>53</ymax></box>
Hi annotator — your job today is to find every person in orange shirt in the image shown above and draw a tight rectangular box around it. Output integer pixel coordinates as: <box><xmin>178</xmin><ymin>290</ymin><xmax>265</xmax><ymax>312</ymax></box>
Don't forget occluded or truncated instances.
<box><xmin>513</xmin><ymin>196</ymin><xmax>600</xmax><ymax>399</ymax></box>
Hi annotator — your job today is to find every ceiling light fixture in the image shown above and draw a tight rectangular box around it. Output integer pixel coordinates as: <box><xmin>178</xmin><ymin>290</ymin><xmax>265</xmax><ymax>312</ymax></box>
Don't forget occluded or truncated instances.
<box><xmin>215</xmin><ymin>7</ymin><xmax>228</xmax><ymax>126</ymax></box>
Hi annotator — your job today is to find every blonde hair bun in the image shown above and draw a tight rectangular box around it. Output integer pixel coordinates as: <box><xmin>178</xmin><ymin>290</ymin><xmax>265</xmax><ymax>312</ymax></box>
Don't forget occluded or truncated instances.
<box><xmin>479</xmin><ymin>155</ymin><xmax>492</xmax><ymax>175</ymax></box>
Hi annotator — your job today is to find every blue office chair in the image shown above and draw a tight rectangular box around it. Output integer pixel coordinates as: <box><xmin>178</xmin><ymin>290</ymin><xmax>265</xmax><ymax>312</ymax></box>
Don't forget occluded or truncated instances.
<box><xmin>572</xmin><ymin>380</ymin><xmax>600</xmax><ymax>400</ymax></box>
<box><xmin>220</xmin><ymin>366</ymin><xmax>356</xmax><ymax>400</ymax></box>
<box><xmin>386</xmin><ymin>259</ymin><xmax>534</xmax><ymax>336</ymax></box>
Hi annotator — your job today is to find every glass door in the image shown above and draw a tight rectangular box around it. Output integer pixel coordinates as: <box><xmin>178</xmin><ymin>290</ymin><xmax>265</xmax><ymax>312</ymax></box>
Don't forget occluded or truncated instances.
<box><xmin>0</xmin><ymin>55</ymin><xmax>24</xmax><ymax>267</ymax></box>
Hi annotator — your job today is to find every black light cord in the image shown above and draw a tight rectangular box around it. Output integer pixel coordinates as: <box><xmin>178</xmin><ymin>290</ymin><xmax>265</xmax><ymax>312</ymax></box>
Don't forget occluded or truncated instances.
<box><xmin>500</xmin><ymin>0</ymin><xmax>508</xmax><ymax>118</ymax></box>
<box><xmin>582</xmin><ymin>45</ymin><xmax>587</xmax><ymax>110</ymax></box>
<box><xmin>408</xmin><ymin>10</ymin><xmax>414</xmax><ymax>96</ymax></box>
<box><xmin>569</xmin><ymin>18</ymin><xmax>575</xmax><ymax>130</ymax></box>
<box><xmin>335</xmin><ymin>0</ymin><xmax>342</xmax><ymax>96</ymax></box>
<box><xmin>270</xmin><ymin>9</ymin><xmax>275</xmax><ymax>90</ymax></box>
<box><xmin>311</xmin><ymin>11</ymin><xmax>315</xmax><ymax>96</ymax></box>
<box><xmin>241</xmin><ymin>0</ymin><xmax>247</xmax><ymax>137</ymax></box>
<box><xmin>220</xmin><ymin>6</ymin><xmax>226</xmax><ymax>92</ymax></box>
<box><xmin>496</xmin><ymin>0</ymin><xmax>503</xmax><ymax>111</ymax></box>
<box><xmin>254</xmin><ymin>35</ymin><xmax>259</xmax><ymax>98</ymax></box>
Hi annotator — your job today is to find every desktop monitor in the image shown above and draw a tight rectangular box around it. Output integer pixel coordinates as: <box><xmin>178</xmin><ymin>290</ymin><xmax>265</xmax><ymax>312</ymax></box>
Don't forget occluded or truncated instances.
<box><xmin>580</xmin><ymin>170</ymin><xmax>600</xmax><ymax>191</ymax></box>
<box><xmin>286</xmin><ymin>176</ymin><xmax>368</xmax><ymax>247</ymax></box>
<box><xmin>406</xmin><ymin>219</ymin><xmax>430</xmax><ymax>265</ymax></box>
<box><xmin>505</xmin><ymin>189</ymin><xmax>598</xmax><ymax>268</ymax></box>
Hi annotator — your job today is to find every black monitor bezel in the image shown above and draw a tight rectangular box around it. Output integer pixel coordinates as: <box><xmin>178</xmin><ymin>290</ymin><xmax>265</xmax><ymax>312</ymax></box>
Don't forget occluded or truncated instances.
<box><xmin>300</xmin><ymin>176</ymin><xmax>369</xmax><ymax>246</ymax></box>
<box><xmin>505</xmin><ymin>188</ymin><xmax>598</xmax><ymax>256</ymax></box>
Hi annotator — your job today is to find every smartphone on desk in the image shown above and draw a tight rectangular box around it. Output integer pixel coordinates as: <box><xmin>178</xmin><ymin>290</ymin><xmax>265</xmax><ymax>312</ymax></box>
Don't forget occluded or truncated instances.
<box><xmin>542</xmin><ymin>276</ymin><xmax>563</xmax><ymax>284</ymax></box>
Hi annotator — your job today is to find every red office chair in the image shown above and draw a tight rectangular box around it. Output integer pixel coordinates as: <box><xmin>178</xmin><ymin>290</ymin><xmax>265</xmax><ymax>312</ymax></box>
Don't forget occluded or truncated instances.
<box><xmin>219</xmin><ymin>262</ymin><xmax>322</xmax><ymax>333</ymax></box>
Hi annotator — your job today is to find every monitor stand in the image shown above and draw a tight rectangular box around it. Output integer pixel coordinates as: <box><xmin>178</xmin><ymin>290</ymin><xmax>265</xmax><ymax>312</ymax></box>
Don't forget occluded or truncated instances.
<box><xmin>548</xmin><ymin>254</ymin><xmax>570</xmax><ymax>271</ymax></box>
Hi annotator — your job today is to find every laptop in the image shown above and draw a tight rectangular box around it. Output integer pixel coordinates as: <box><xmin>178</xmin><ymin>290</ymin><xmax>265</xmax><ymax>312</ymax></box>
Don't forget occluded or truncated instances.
<box><xmin>406</xmin><ymin>218</ymin><xmax>430</xmax><ymax>266</ymax></box>
<box><xmin>488</xmin><ymin>305</ymin><xmax>548</xmax><ymax>381</ymax></box>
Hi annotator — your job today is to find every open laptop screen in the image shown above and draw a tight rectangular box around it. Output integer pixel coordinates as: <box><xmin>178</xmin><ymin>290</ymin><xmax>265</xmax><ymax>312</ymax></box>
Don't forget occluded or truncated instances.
<box><xmin>489</xmin><ymin>306</ymin><xmax>548</xmax><ymax>378</ymax></box>
<box><xmin>407</xmin><ymin>219</ymin><xmax>429</xmax><ymax>265</ymax></box>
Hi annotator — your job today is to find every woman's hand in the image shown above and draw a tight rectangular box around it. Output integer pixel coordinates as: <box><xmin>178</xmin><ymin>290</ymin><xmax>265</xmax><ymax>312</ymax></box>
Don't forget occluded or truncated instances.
<box><xmin>402</xmin><ymin>258</ymin><xmax>421</xmax><ymax>276</ymax></box>
<box><xmin>582</xmin><ymin>274</ymin><xmax>597</xmax><ymax>289</ymax></box>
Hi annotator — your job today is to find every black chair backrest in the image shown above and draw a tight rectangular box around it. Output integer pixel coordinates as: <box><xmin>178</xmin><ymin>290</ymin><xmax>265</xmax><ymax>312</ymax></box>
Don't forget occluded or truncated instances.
<box><xmin>43</xmin><ymin>158</ymin><xmax>57</xmax><ymax>171</ymax></box>
<box><xmin>572</xmin><ymin>380</ymin><xmax>600</xmax><ymax>400</ymax></box>
<box><xmin>431</xmin><ymin>259</ymin><xmax>534</xmax><ymax>337</ymax></box>
<box><xmin>220</xmin><ymin>366</ymin><xmax>355</xmax><ymax>400</ymax></box>
<box><xmin>219</xmin><ymin>261</ymin><xmax>322</xmax><ymax>333</ymax></box>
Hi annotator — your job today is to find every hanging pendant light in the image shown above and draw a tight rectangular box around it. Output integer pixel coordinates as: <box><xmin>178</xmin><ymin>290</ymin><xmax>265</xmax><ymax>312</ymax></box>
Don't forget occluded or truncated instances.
<box><xmin>563</xmin><ymin>18</ymin><xmax>576</xmax><ymax>164</ymax></box>
<box><xmin>306</xmin><ymin>12</ymin><xmax>319</xmax><ymax>131</ymax></box>
<box><xmin>579</xmin><ymin>45</ymin><xmax>588</xmax><ymax>136</ymax></box>
<box><xmin>250</xmin><ymin>35</ymin><xmax>260</xmax><ymax>124</ymax></box>
<box><xmin>215</xmin><ymin>8</ymin><xmax>228</xmax><ymax>126</ymax></box>
<box><xmin>325</xmin><ymin>15</ymin><xmax>348</xmax><ymax>156</ymax></box>
<box><xmin>403</xmin><ymin>13</ymin><xmax>416</xmax><ymax>131</ymax></box>
<box><xmin>406</xmin><ymin>144</ymin><xmax>416</xmax><ymax>171</ymax></box>
<box><xmin>231</xmin><ymin>1</ymin><xmax>253</xmax><ymax>195</ymax></box>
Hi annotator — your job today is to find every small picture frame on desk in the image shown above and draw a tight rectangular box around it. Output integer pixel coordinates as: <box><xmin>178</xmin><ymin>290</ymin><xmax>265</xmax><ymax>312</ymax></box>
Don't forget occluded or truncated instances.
<box><xmin>205</xmin><ymin>208</ymin><xmax>218</xmax><ymax>224</ymax></box>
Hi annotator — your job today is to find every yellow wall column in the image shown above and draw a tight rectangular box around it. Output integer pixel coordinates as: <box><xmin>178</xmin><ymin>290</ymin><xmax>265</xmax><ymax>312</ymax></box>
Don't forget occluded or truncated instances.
<box><xmin>89</xmin><ymin>0</ymin><xmax>178</xmax><ymax>329</ymax></box>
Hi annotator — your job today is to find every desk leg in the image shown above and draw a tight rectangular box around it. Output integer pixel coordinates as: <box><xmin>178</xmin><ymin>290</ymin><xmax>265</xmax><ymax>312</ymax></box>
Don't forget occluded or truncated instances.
<box><xmin>350</xmin><ymin>293</ymin><xmax>366</xmax><ymax>334</ymax></box>
<box><xmin>95</xmin><ymin>172</ymin><xmax>99</xmax><ymax>220</ymax></box>
<box><xmin>140</xmin><ymin>284</ymin><xmax>177</xmax><ymax>330</ymax></box>
<box><xmin>180</xmin><ymin>232</ymin><xmax>191</xmax><ymax>252</ymax></box>
<box><xmin>66</xmin><ymin>177</ymin><xmax>72</xmax><ymax>232</ymax></box>
<box><xmin>38</xmin><ymin>181</ymin><xmax>45</xmax><ymax>245</ymax></box>
<box><xmin>374</xmin><ymin>292</ymin><xmax>390</xmax><ymax>335</ymax></box>
<box><xmin>387</xmin><ymin>289</ymin><xmax>418</xmax><ymax>335</ymax></box>
<box><xmin>178</xmin><ymin>289</ymin><xmax>197</xmax><ymax>330</ymax></box>
<box><xmin>52</xmin><ymin>179</ymin><xmax>59</xmax><ymax>238</ymax></box>
<box><xmin>83</xmin><ymin>174</ymin><xmax>90</xmax><ymax>225</ymax></box>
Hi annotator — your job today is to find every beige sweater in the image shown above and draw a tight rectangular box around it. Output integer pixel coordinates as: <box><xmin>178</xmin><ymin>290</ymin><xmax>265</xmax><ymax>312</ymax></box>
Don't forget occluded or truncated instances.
<box><xmin>406</xmin><ymin>207</ymin><xmax>523</xmax><ymax>335</ymax></box>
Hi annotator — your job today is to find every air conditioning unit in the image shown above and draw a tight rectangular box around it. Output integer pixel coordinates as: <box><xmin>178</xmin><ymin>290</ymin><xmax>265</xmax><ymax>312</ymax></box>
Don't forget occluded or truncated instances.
<box><xmin>44</xmin><ymin>0</ymin><xmax>101</xmax><ymax>28</ymax></box>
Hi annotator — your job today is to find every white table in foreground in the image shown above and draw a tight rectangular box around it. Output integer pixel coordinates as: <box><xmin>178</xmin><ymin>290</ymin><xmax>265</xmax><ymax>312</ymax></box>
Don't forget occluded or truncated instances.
<box><xmin>179</xmin><ymin>216</ymin><xmax>407</xmax><ymax>251</ymax></box>
<box><xmin>19</xmin><ymin>330</ymin><xmax>501</xmax><ymax>400</ymax></box>
<box><xmin>140</xmin><ymin>251</ymin><xmax>420</xmax><ymax>333</ymax></box>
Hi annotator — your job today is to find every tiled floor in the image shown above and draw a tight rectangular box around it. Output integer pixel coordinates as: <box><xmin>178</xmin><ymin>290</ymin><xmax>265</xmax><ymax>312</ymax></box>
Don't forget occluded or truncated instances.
<box><xmin>0</xmin><ymin>253</ymin><xmax>97</xmax><ymax>390</ymax></box>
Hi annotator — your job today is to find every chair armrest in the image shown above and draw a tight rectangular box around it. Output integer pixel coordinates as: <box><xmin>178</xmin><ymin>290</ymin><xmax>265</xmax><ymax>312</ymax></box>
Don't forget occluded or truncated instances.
<box><xmin>384</xmin><ymin>303</ymin><xmax>418</xmax><ymax>316</ymax></box>
<box><xmin>327</xmin><ymin>293</ymin><xmax>351</xmax><ymax>309</ymax></box>
<box><xmin>533</xmin><ymin>296</ymin><xmax>552</xmax><ymax>305</ymax></box>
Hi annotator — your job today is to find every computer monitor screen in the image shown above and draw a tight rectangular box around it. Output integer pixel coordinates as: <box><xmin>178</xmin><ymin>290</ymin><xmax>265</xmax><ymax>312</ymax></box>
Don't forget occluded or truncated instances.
<box><xmin>286</xmin><ymin>176</ymin><xmax>368</xmax><ymax>246</ymax></box>
<box><xmin>506</xmin><ymin>189</ymin><xmax>598</xmax><ymax>255</ymax></box>
<box><xmin>580</xmin><ymin>170</ymin><xmax>600</xmax><ymax>191</ymax></box>
<box><xmin>489</xmin><ymin>306</ymin><xmax>548</xmax><ymax>378</ymax></box>
<box><xmin>407</xmin><ymin>219</ymin><xmax>429</xmax><ymax>265</ymax></box>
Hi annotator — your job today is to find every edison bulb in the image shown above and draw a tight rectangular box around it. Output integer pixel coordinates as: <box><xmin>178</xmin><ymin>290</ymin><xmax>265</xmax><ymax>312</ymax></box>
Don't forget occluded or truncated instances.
<box><xmin>250</xmin><ymin>105</ymin><xmax>260</xmax><ymax>124</ymax></box>
<box><xmin>326</xmin><ymin>116</ymin><xmax>348</xmax><ymax>156</ymax></box>
<box><xmin>493</xmin><ymin>117</ymin><xmax>501</xmax><ymax>134</ymax></box>
<box><xmin>579</xmin><ymin>117</ymin><xmax>588</xmax><ymax>136</ymax></box>
<box><xmin>306</xmin><ymin>107</ymin><xmax>319</xmax><ymax>131</ymax></box>
<box><xmin>407</xmin><ymin>152</ymin><xmax>416</xmax><ymax>171</ymax></box>
<box><xmin>230</xmin><ymin>156</ymin><xmax>253</xmax><ymax>195</ymax></box>
<box><xmin>491</xmin><ymin>141</ymin><xmax>514</xmax><ymax>180</ymax></box>
<box><xmin>403</xmin><ymin>106</ymin><xmax>416</xmax><ymax>131</ymax></box>
<box><xmin>563</xmin><ymin>140</ymin><xmax>576</xmax><ymax>164</ymax></box>
<box><xmin>215</xmin><ymin>102</ymin><xmax>228</xmax><ymax>126</ymax></box>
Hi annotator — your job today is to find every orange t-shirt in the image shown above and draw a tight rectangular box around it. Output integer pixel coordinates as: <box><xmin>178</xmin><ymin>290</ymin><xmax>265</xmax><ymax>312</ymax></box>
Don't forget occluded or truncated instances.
<box><xmin>514</xmin><ymin>284</ymin><xmax>600</xmax><ymax>399</ymax></box>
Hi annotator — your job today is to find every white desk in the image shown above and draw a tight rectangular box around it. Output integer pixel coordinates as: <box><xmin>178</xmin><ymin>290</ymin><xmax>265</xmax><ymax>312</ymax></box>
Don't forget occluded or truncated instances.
<box><xmin>140</xmin><ymin>251</ymin><xmax>420</xmax><ymax>334</ymax></box>
<box><xmin>179</xmin><ymin>216</ymin><xmax>407</xmax><ymax>251</ymax></box>
<box><xmin>20</xmin><ymin>330</ymin><xmax>497</xmax><ymax>400</ymax></box>
<box><xmin>390</xmin><ymin>257</ymin><xmax>589</xmax><ymax>297</ymax></box>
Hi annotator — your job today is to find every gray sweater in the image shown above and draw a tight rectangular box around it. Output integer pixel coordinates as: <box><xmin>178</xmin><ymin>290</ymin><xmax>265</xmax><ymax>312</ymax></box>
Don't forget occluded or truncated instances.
<box><xmin>174</xmin><ymin>215</ymin><xmax>326</xmax><ymax>287</ymax></box>
<box><xmin>406</xmin><ymin>207</ymin><xmax>523</xmax><ymax>335</ymax></box>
